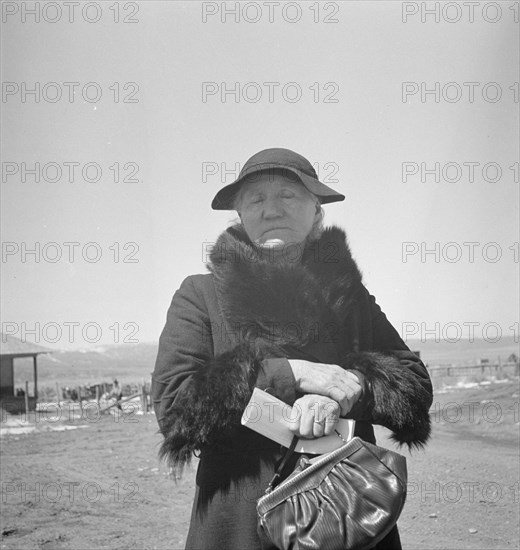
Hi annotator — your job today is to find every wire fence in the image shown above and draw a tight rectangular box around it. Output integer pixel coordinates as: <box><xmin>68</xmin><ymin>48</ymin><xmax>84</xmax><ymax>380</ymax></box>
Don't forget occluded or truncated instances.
<box><xmin>426</xmin><ymin>361</ymin><xmax>519</xmax><ymax>378</ymax></box>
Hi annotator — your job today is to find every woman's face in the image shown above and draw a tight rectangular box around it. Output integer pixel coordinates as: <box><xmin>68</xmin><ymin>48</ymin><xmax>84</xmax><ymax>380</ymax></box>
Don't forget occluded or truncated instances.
<box><xmin>237</xmin><ymin>172</ymin><xmax>319</xmax><ymax>247</ymax></box>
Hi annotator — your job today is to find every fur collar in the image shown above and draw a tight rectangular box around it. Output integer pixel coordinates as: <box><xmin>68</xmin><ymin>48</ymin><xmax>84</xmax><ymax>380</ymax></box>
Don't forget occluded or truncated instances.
<box><xmin>207</xmin><ymin>224</ymin><xmax>363</xmax><ymax>350</ymax></box>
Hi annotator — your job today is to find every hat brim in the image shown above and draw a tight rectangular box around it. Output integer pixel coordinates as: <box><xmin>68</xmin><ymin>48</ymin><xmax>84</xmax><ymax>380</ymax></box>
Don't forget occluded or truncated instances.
<box><xmin>211</xmin><ymin>167</ymin><xmax>345</xmax><ymax>210</ymax></box>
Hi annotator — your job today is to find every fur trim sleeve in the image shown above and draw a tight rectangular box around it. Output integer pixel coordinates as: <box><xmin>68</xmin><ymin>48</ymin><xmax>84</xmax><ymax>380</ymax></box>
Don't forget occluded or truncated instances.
<box><xmin>159</xmin><ymin>344</ymin><xmax>264</xmax><ymax>470</ymax></box>
<box><xmin>342</xmin><ymin>351</ymin><xmax>432</xmax><ymax>449</ymax></box>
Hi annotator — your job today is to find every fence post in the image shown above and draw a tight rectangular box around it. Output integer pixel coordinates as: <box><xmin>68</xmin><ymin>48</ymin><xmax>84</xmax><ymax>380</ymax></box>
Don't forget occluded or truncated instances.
<box><xmin>140</xmin><ymin>384</ymin><xmax>148</xmax><ymax>414</ymax></box>
<box><xmin>55</xmin><ymin>382</ymin><xmax>60</xmax><ymax>405</ymax></box>
<box><xmin>24</xmin><ymin>380</ymin><xmax>29</xmax><ymax>415</ymax></box>
<box><xmin>77</xmin><ymin>386</ymin><xmax>82</xmax><ymax>421</ymax></box>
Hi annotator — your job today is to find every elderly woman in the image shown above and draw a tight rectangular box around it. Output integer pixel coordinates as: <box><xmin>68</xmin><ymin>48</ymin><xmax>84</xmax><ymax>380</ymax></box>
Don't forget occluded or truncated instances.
<box><xmin>152</xmin><ymin>148</ymin><xmax>433</xmax><ymax>550</ymax></box>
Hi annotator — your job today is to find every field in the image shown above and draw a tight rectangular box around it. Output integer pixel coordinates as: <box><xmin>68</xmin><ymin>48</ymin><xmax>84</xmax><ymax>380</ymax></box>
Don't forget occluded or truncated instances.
<box><xmin>1</xmin><ymin>378</ymin><xmax>519</xmax><ymax>550</ymax></box>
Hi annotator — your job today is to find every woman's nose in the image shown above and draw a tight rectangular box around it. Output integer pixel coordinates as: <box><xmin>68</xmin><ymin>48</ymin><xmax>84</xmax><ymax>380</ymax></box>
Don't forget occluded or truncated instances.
<box><xmin>262</xmin><ymin>198</ymin><xmax>284</xmax><ymax>218</ymax></box>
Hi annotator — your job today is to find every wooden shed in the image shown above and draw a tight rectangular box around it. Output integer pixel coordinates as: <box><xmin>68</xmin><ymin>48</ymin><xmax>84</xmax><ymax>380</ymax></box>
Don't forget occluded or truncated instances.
<box><xmin>0</xmin><ymin>333</ymin><xmax>52</xmax><ymax>412</ymax></box>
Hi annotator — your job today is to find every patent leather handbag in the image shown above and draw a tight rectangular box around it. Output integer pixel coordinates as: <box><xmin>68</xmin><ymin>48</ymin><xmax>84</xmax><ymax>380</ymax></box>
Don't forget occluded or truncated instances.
<box><xmin>257</xmin><ymin>435</ymin><xmax>407</xmax><ymax>550</ymax></box>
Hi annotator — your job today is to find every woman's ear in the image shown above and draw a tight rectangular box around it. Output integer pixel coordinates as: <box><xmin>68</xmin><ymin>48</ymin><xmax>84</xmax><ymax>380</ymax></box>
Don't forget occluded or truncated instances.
<box><xmin>314</xmin><ymin>202</ymin><xmax>322</xmax><ymax>221</ymax></box>
<box><xmin>313</xmin><ymin>203</ymin><xmax>323</xmax><ymax>226</ymax></box>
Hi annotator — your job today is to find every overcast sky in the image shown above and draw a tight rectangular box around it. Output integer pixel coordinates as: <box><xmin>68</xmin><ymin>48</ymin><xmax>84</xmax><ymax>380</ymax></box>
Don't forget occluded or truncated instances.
<box><xmin>1</xmin><ymin>1</ymin><xmax>518</xmax><ymax>350</ymax></box>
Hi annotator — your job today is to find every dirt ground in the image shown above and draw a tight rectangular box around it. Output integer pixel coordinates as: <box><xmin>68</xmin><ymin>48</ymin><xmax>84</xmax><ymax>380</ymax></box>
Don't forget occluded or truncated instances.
<box><xmin>1</xmin><ymin>379</ymin><xmax>519</xmax><ymax>550</ymax></box>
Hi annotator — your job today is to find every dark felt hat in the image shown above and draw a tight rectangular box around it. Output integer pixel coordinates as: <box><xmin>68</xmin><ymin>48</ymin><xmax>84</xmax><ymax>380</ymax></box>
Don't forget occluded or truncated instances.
<box><xmin>211</xmin><ymin>148</ymin><xmax>345</xmax><ymax>210</ymax></box>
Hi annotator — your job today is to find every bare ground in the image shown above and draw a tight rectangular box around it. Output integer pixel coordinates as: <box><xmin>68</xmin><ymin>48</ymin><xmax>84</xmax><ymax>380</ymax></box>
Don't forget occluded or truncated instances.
<box><xmin>1</xmin><ymin>379</ymin><xmax>519</xmax><ymax>550</ymax></box>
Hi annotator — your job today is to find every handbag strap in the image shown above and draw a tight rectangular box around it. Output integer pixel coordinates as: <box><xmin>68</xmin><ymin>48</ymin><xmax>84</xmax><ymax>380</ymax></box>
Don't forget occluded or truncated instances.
<box><xmin>264</xmin><ymin>429</ymin><xmax>349</xmax><ymax>494</ymax></box>
<box><xmin>265</xmin><ymin>435</ymin><xmax>299</xmax><ymax>493</ymax></box>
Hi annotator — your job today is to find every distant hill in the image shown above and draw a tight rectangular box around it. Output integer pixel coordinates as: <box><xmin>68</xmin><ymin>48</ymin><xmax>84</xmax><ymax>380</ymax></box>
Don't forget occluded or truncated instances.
<box><xmin>405</xmin><ymin>335</ymin><xmax>518</xmax><ymax>366</ymax></box>
<box><xmin>12</xmin><ymin>337</ymin><xmax>519</xmax><ymax>389</ymax></box>
<box><xmin>13</xmin><ymin>343</ymin><xmax>159</xmax><ymax>388</ymax></box>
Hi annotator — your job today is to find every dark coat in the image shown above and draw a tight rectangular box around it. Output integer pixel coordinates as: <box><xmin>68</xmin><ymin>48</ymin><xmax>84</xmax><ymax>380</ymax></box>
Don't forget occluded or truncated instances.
<box><xmin>152</xmin><ymin>225</ymin><xmax>433</xmax><ymax>550</ymax></box>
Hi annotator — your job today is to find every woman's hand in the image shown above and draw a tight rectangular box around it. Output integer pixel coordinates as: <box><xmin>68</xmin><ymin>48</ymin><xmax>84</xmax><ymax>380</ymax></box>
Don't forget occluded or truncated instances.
<box><xmin>288</xmin><ymin>394</ymin><xmax>340</xmax><ymax>439</ymax></box>
<box><xmin>289</xmin><ymin>359</ymin><xmax>362</xmax><ymax>416</ymax></box>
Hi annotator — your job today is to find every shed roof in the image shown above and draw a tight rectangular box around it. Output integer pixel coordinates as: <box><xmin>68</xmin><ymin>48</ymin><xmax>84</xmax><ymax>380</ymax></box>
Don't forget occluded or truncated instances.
<box><xmin>0</xmin><ymin>334</ymin><xmax>52</xmax><ymax>357</ymax></box>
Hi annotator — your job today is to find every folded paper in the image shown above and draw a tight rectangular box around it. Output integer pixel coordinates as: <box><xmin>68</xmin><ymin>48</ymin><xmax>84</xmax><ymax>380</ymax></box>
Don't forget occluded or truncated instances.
<box><xmin>241</xmin><ymin>387</ymin><xmax>355</xmax><ymax>454</ymax></box>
